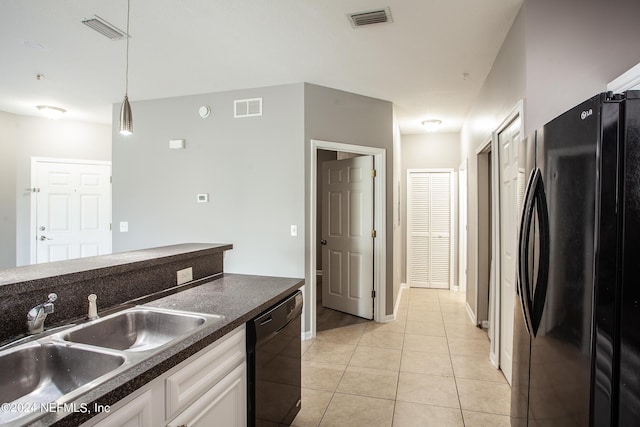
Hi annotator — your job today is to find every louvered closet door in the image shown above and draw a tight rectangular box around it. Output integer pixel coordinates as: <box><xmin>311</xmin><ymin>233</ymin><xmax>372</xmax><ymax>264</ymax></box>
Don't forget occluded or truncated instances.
<box><xmin>407</xmin><ymin>171</ymin><xmax>452</xmax><ymax>289</ymax></box>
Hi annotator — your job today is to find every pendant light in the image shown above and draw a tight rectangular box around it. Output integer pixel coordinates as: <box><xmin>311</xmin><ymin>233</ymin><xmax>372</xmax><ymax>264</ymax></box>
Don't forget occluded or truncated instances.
<box><xmin>119</xmin><ymin>0</ymin><xmax>133</xmax><ymax>135</ymax></box>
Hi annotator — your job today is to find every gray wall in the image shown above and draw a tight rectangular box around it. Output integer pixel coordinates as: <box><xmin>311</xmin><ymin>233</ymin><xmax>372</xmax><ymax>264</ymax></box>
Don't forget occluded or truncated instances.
<box><xmin>0</xmin><ymin>113</ymin><xmax>111</xmax><ymax>268</ymax></box>
<box><xmin>400</xmin><ymin>132</ymin><xmax>461</xmax><ymax>286</ymax></box>
<box><xmin>316</xmin><ymin>149</ymin><xmax>337</xmax><ymax>268</ymax></box>
<box><xmin>524</xmin><ymin>0</ymin><xmax>640</xmax><ymax>133</ymax></box>
<box><xmin>461</xmin><ymin>0</ymin><xmax>640</xmax><ymax>319</ymax></box>
<box><xmin>0</xmin><ymin>112</ymin><xmax>17</xmax><ymax>269</ymax></box>
<box><xmin>303</xmin><ymin>83</ymin><xmax>394</xmax><ymax>324</ymax></box>
<box><xmin>461</xmin><ymin>7</ymin><xmax>526</xmax><ymax>317</ymax></box>
<box><xmin>112</xmin><ymin>84</ymin><xmax>306</xmax><ymax>280</ymax></box>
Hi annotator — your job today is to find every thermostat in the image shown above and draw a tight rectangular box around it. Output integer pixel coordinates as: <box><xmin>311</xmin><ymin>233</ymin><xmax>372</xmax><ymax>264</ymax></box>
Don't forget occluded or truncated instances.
<box><xmin>197</xmin><ymin>194</ymin><xmax>209</xmax><ymax>203</ymax></box>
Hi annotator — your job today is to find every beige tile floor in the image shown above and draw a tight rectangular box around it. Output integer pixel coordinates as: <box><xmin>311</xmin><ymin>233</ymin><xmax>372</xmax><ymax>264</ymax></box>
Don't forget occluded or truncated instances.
<box><xmin>292</xmin><ymin>287</ymin><xmax>511</xmax><ymax>427</ymax></box>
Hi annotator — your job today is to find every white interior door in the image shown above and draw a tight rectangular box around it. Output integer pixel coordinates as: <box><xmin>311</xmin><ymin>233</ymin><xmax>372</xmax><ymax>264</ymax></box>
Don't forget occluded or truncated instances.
<box><xmin>498</xmin><ymin>118</ymin><xmax>522</xmax><ymax>385</ymax></box>
<box><xmin>321</xmin><ymin>155</ymin><xmax>374</xmax><ymax>319</ymax></box>
<box><xmin>33</xmin><ymin>159</ymin><xmax>112</xmax><ymax>264</ymax></box>
<box><xmin>407</xmin><ymin>170</ymin><xmax>453</xmax><ymax>289</ymax></box>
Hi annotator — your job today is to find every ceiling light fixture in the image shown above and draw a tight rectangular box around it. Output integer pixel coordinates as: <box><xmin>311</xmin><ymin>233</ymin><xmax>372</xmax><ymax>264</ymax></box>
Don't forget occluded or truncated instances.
<box><xmin>421</xmin><ymin>119</ymin><xmax>442</xmax><ymax>132</ymax></box>
<box><xmin>119</xmin><ymin>0</ymin><xmax>133</xmax><ymax>136</ymax></box>
<box><xmin>36</xmin><ymin>105</ymin><xmax>66</xmax><ymax>120</ymax></box>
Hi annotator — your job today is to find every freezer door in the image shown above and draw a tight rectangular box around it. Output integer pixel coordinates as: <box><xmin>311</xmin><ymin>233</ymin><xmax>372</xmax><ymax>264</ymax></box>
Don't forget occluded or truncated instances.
<box><xmin>527</xmin><ymin>94</ymin><xmax>602</xmax><ymax>426</ymax></box>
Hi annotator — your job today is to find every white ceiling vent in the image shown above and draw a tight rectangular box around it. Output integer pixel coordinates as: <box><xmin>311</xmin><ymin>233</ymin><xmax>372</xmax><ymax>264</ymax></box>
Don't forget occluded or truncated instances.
<box><xmin>234</xmin><ymin>98</ymin><xmax>263</xmax><ymax>118</ymax></box>
<box><xmin>81</xmin><ymin>15</ymin><xmax>129</xmax><ymax>40</ymax></box>
<box><xmin>348</xmin><ymin>7</ymin><xmax>393</xmax><ymax>28</ymax></box>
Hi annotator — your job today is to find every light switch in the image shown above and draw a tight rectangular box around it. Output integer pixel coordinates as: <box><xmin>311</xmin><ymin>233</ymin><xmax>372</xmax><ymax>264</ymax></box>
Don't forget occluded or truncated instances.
<box><xmin>119</xmin><ymin>221</ymin><xmax>128</xmax><ymax>232</ymax></box>
<box><xmin>291</xmin><ymin>225</ymin><xmax>297</xmax><ymax>237</ymax></box>
<box><xmin>169</xmin><ymin>139</ymin><xmax>185</xmax><ymax>149</ymax></box>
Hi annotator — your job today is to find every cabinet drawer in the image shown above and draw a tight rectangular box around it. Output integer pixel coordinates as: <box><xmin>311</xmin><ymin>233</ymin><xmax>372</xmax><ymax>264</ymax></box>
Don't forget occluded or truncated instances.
<box><xmin>166</xmin><ymin>363</ymin><xmax>246</xmax><ymax>427</ymax></box>
<box><xmin>165</xmin><ymin>325</ymin><xmax>245</xmax><ymax>420</ymax></box>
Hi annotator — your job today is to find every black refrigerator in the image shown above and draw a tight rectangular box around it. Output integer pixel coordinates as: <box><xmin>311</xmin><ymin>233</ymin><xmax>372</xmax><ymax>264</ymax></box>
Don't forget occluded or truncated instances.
<box><xmin>510</xmin><ymin>90</ymin><xmax>640</xmax><ymax>426</ymax></box>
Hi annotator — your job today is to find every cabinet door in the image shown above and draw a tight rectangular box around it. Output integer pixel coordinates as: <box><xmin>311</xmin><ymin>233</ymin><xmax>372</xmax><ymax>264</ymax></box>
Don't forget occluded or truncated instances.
<box><xmin>92</xmin><ymin>390</ymin><xmax>154</xmax><ymax>427</ymax></box>
<box><xmin>165</xmin><ymin>326</ymin><xmax>245</xmax><ymax>419</ymax></box>
<box><xmin>167</xmin><ymin>363</ymin><xmax>246</xmax><ymax>427</ymax></box>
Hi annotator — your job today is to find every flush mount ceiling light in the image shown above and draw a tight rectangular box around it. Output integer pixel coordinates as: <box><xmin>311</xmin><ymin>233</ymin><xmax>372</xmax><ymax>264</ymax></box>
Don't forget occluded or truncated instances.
<box><xmin>421</xmin><ymin>119</ymin><xmax>442</xmax><ymax>132</ymax></box>
<box><xmin>36</xmin><ymin>105</ymin><xmax>66</xmax><ymax>120</ymax></box>
<box><xmin>119</xmin><ymin>0</ymin><xmax>133</xmax><ymax>136</ymax></box>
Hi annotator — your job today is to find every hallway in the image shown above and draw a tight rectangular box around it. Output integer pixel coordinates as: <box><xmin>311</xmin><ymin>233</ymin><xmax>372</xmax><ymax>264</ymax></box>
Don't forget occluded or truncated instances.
<box><xmin>292</xmin><ymin>287</ymin><xmax>511</xmax><ymax>426</ymax></box>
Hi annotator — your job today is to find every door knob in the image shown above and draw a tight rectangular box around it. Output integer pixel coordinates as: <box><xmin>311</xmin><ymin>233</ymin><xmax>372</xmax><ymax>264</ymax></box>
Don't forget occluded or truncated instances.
<box><xmin>320</xmin><ymin>240</ymin><xmax>327</xmax><ymax>245</ymax></box>
<box><xmin>39</xmin><ymin>226</ymin><xmax>46</xmax><ymax>231</ymax></box>
<box><xmin>39</xmin><ymin>235</ymin><xmax>52</xmax><ymax>241</ymax></box>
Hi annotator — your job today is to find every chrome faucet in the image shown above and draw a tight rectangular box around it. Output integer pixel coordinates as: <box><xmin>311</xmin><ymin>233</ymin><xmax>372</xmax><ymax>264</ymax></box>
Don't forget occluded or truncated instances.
<box><xmin>26</xmin><ymin>293</ymin><xmax>57</xmax><ymax>334</ymax></box>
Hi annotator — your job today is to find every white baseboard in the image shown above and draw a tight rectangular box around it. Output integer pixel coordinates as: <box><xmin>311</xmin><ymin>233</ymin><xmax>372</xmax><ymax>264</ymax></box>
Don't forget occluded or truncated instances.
<box><xmin>301</xmin><ymin>331</ymin><xmax>313</xmax><ymax>341</ymax></box>
<box><xmin>465</xmin><ymin>302</ymin><xmax>477</xmax><ymax>326</ymax></box>
<box><xmin>489</xmin><ymin>350</ymin><xmax>499</xmax><ymax>369</ymax></box>
<box><xmin>385</xmin><ymin>283</ymin><xmax>409</xmax><ymax>323</ymax></box>
<box><xmin>451</xmin><ymin>285</ymin><xmax>460</xmax><ymax>292</ymax></box>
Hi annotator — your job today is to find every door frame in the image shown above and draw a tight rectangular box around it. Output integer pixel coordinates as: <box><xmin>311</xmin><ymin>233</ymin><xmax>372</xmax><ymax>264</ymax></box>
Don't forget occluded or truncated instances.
<box><xmin>458</xmin><ymin>160</ymin><xmax>467</xmax><ymax>292</ymax></box>
<box><xmin>30</xmin><ymin>157</ymin><xmax>112</xmax><ymax>264</ymax></box>
<box><xmin>405</xmin><ymin>168</ymin><xmax>455</xmax><ymax>289</ymax></box>
<box><xmin>308</xmin><ymin>140</ymin><xmax>386</xmax><ymax>339</ymax></box>
<box><xmin>488</xmin><ymin>101</ymin><xmax>524</xmax><ymax>371</ymax></box>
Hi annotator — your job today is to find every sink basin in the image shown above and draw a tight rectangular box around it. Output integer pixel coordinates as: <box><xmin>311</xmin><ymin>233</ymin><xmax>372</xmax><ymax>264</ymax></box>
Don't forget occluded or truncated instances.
<box><xmin>61</xmin><ymin>308</ymin><xmax>217</xmax><ymax>352</ymax></box>
<box><xmin>0</xmin><ymin>343</ymin><xmax>125</xmax><ymax>423</ymax></box>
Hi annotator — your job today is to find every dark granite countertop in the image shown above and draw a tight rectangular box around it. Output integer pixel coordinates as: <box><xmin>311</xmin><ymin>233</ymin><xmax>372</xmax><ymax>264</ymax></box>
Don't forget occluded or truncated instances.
<box><xmin>31</xmin><ymin>273</ymin><xmax>304</xmax><ymax>427</ymax></box>
<box><xmin>0</xmin><ymin>243</ymin><xmax>232</xmax><ymax>294</ymax></box>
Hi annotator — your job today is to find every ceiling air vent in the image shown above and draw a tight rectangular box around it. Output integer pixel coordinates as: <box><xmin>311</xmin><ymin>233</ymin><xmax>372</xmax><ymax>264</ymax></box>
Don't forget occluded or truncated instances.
<box><xmin>81</xmin><ymin>15</ymin><xmax>128</xmax><ymax>40</ymax></box>
<box><xmin>234</xmin><ymin>98</ymin><xmax>263</xmax><ymax>118</ymax></box>
<box><xmin>348</xmin><ymin>7</ymin><xmax>392</xmax><ymax>28</ymax></box>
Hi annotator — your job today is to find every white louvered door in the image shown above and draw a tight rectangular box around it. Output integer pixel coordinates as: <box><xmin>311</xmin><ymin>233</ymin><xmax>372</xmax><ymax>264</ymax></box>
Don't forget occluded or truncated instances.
<box><xmin>407</xmin><ymin>170</ymin><xmax>453</xmax><ymax>289</ymax></box>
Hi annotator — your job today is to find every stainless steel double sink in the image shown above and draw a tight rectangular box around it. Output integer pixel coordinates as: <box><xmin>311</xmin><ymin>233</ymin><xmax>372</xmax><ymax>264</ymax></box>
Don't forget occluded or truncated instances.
<box><xmin>0</xmin><ymin>306</ymin><xmax>224</xmax><ymax>426</ymax></box>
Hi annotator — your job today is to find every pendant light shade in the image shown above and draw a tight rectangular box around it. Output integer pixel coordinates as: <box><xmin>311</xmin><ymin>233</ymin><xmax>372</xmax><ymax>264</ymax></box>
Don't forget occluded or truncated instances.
<box><xmin>119</xmin><ymin>0</ymin><xmax>133</xmax><ymax>136</ymax></box>
<box><xmin>119</xmin><ymin>95</ymin><xmax>133</xmax><ymax>135</ymax></box>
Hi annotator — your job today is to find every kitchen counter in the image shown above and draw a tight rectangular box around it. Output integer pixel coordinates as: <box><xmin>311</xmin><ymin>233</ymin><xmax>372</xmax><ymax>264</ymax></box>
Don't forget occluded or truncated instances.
<box><xmin>36</xmin><ymin>273</ymin><xmax>304</xmax><ymax>426</ymax></box>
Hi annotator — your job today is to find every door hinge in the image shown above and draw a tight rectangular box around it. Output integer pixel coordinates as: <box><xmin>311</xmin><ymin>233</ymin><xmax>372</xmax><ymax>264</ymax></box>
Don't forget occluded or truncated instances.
<box><xmin>28</xmin><ymin>187</ymin><xmax>41</xmax><ymax>193</ymax></box>
<box><xmin>371</xmin><ymin>230</ymin><xmax>377</xmax><ymax>238</ymax></box>
<box><xmin>371</xmin><ymin>169</ymin><xmax>377</xmax><ymax>178</ymax></box>
<box><xmin>109</xmin><ymin>223</ymin><xmax>112</xmax><ymax>231</ymax></box>
<box><xmin>371</xmin><ymin>290</ymin><xmax>376</xmax><ymax>298</ymax></box>
<box><xmin>110</xmin><ymin>176</ymin><xmax>112</xmax><ymax>184</ymax></box>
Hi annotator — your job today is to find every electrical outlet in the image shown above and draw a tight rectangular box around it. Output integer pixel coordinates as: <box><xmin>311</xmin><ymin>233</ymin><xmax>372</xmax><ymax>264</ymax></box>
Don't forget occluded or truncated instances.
<box><xmin>177</xmin><ymin>267</ymin><xmax>193</xmax><ymax>285</ymax></box>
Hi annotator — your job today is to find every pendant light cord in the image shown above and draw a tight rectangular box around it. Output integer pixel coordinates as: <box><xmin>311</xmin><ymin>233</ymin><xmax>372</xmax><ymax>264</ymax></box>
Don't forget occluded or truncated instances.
<box><xmin>125</xmin><ymin>0</ymin><xmax>130</xmax><ymax>95</ymax></box>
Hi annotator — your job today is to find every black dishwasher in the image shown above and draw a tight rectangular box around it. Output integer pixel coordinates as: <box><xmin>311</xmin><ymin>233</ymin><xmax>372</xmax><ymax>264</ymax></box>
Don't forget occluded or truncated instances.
<box><xmin>247</xmin><ymin>290</ymin><xmax>303</xmax><ymax>427</ymax></box>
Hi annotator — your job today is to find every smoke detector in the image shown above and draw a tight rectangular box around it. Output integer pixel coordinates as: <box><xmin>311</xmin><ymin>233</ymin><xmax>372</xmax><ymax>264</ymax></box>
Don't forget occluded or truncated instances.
<box><xmin>347</xmin><ymin>7</ymin><xmax>393</xmax><ymax>28</ymax></box>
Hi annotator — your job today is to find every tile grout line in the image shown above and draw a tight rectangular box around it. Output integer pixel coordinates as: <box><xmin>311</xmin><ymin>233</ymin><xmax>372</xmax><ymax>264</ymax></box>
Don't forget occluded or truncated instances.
<box><xmin>438</xmin><ymin>290</ymin><xmax>467</xmax><ymax>427</ymax></box>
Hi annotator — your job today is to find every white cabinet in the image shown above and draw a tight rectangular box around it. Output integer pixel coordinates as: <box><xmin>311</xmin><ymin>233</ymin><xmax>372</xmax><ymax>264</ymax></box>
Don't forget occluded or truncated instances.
<box><xmin>92</xmin><ymin>390</ymin><xmax>159</xmax><ymax>427</ymax></box>
<box><xmin>82</xmin><ymin>326</ymin><xmax>246</xmax><ymax>427</ymax></box>
<box><xmin>166</xmin><ymin>363</ymin><xmax>246</xmax><ymax>427</ymax></box>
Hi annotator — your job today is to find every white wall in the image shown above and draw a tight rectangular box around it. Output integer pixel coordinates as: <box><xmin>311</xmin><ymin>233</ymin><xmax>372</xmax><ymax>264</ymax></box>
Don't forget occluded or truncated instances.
<box><xmin>112</xmin><ymin>84</ymin><xmax>306</xmax><ymax>279</ymax></box>
<box><xmin>0</xmin><ymin>114</ymin><xmax>111</xmax><ymax>267</ymax></box>
<box><xmin>400</xmin><ymin>132</ymin><xmax>461</xmax><ymax>286</ymax></box>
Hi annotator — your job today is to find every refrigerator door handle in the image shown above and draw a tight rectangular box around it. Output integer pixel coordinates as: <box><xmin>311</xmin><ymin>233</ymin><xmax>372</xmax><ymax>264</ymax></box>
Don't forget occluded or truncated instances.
<box><xmin>517</xmin><ymin>168</ymin><xmax>538</xmax><ymax>336</ymax></box>
<box><xmin>529</xmin><ymin>171</ymin><xmax>550</xmax><ymax>336</ymax></box>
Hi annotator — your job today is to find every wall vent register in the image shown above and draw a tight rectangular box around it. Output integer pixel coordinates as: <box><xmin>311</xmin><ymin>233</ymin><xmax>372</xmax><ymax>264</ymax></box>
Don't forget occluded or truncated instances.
<box><xmin>234</xmin><ymin>98</ymin><xmax>262</xmax><ymax>118</ymax></box>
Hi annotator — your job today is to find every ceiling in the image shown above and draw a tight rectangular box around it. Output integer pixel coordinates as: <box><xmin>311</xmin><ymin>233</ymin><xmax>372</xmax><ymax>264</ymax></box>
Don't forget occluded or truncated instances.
<box><xmin>0</xmin><ymin>0</ymin><xmax>522</xmax><ymax>134</ymax></box>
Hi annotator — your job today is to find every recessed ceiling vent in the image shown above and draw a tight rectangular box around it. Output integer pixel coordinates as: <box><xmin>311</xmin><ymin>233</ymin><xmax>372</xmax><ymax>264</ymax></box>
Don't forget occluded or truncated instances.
<box><xmin>234</xmin><ymin>98</ymin><xmax>263</xmax><ymax>118</ymax></box>
<box><xmin>81</xmin><ymin>15</ymin><xmax>129</xmax><ymax>40</ymax></box>
<box><xmin>348</xmin><ymin>7</ymin><xmax>392</xmax><ymax>28</ymax></box>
